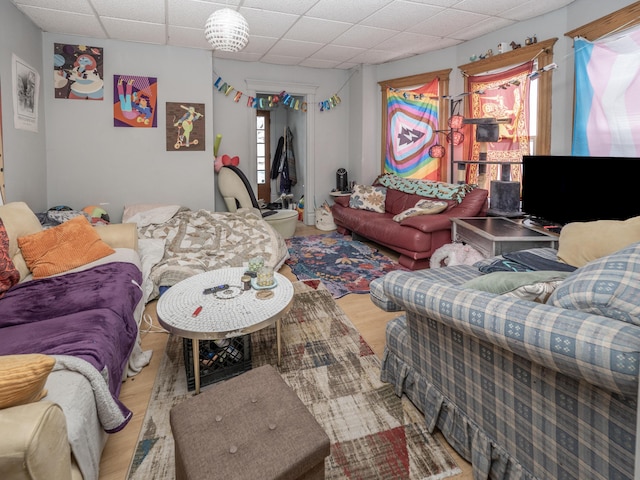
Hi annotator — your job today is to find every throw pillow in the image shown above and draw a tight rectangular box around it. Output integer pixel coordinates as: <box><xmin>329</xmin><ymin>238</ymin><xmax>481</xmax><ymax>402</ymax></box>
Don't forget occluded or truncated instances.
<box><xmin>349</xmin><ymin>184</ymin><xmax>387</xmax><ymax>213</ymax></box>
<box><xmin>393</xmin><ymin>199</ymin><xmax>448</xmax><ymax>222</ymax></box>
<box><xmin>0</xmin><ymin>354</ymin><xmax>55</xmax><ymax>409</ymax></box>
<box><xmin>548</xmin><ymin>241</ymin><xmax>640</xmax><ymax>326</ymax></box>
<box><xmin>18</xmin><ymin>216</ymin><xmax>115</xmax><ymax>278</ymax></box>
<box><xmin>557</xmin><ymin>216</ymin><xmax>640</xmax><ymax>267</ymax></box>
<box><xmin>463</xmin><ymin>270</ymin><xmax>571</xmax><ymax>302</ymax></box>
<box><xmin>0</xmin><ymin>219</ymin><xmax>20</xmax><ymax>298</ymax></box>
<box><xmin>0</xmin><ymin>201</ymin><xmax>43</xmax><ymax>281</ymax></box>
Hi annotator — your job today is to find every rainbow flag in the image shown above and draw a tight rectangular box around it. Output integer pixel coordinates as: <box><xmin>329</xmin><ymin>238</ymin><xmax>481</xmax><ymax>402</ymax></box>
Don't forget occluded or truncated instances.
<box><xmin>572</xmin><ymin>25</ymin><xmax>640</xmax><ymax>156</ymax></box>
<box><xmin>385</xmin><ymin>79</ymin><xmax>440</xmax><ymax>179</ymax></box>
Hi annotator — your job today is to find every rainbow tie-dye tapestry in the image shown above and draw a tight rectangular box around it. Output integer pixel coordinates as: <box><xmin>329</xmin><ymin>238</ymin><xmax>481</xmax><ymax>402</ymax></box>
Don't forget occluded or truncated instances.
<box><xmin>385</xmin><ymin>78</ymin><xmax>440</xmax><ymax>180</ymax></box>
<box><xmin>572</xmin><ymin>25</ymin><xmax>640</xmax><ymax>156</ymax></box>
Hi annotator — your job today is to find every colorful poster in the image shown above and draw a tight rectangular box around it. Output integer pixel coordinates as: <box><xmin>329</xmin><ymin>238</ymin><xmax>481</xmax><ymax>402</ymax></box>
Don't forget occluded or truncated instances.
<box><xmin>165</xmin><ymin>102</ymin><xmax>205</xmax><ymax>151</ymax></box>
<box><xmin>385</xmin><ymin>78</ymin><xmax>440</xmax><ymax>180</ymax></box>
<box><xmin>572</xmin><ymin>24</ymin><xmax>640</xmax><ymax>156</ymax></box>
<box><xmin>53</xmin><ymin>43</ymin><xmax>104</xmax><ymax>100</ymax></box>
<box><xmin>113</xmin><ymin>75</ymin><xmax>158</xmax><ymax>127</ymax></box>
<box><xmin>12</xmin><ymin>54</ymin><xmax>40</xmax><ymax>132</ymax></box>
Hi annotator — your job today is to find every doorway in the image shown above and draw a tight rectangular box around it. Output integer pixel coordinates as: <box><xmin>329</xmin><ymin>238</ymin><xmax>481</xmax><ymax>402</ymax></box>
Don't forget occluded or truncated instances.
<box><xmin>246</xmin><ymin>79</ymin><xmax>317</xmax><ymax>225</ymax></box>
<box><xmin>256</xmin><ymin>109</ymin><xmax>271</xmax><ymax>203</ymax></box>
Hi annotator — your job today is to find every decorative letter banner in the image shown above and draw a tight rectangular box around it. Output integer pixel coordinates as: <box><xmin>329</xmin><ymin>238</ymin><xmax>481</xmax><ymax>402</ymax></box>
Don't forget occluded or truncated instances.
<box><xmin>212</xmin><ymin>72</ymin><xmax>341</xmax><ymax>113</ymax></box>
<box><xmin>572</xmin><ymin>24</ymin><xmax>640</xmax><ymax>156</ymax></box>
<box><xmin>385</xmin><ymin>78</ymin><xmax>440</xmax><ymax>179</ymax></box>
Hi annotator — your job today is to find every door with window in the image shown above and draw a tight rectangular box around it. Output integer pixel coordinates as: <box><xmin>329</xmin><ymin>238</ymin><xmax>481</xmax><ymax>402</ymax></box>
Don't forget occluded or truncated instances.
<box><xmin>256</xmin><ymin>110</ymin><xmax>271</xmax><ymax>203</ymax></box>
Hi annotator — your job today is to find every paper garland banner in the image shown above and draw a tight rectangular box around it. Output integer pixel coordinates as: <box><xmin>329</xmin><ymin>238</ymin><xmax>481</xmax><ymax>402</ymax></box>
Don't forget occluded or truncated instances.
<box><xmin>213</xmin><ymin>75</ymin><xmax>341</xmax><ymax>113</ymax></box>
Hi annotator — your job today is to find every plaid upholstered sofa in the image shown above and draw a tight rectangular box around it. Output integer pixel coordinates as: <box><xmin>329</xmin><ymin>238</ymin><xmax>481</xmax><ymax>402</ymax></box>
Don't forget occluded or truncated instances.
<box><xmin>374</xmin><ymin>243</ymin><xmax>640</xmax><ymax>480</ymax></box>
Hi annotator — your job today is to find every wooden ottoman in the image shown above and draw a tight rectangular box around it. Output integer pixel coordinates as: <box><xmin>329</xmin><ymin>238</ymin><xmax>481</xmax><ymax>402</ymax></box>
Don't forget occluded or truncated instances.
<box><xmin>170</xmin><ymin>364</ymin><xmax>330</xmax><ymax>480</ymax></box>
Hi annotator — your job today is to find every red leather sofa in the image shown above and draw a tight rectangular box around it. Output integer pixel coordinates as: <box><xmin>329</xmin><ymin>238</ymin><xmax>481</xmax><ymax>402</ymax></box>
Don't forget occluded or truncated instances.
<box><xmin>331</xmin><ymin>186</ymin><xmax>488</xmax><ymax>269</ymax></box>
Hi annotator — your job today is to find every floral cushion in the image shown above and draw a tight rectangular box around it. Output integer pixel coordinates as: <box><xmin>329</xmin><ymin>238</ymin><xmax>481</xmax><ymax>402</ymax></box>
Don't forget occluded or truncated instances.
<box><xmin>0</xmin><ymin>218</ymin><xmax>20</xmax><ymax>298</ymax></box>
<box><xmin>349</xmin><ymin>184</ymin><xmax>387</xmax><ymax>213</ymax></box>
<box><xmin>547</xmin><ymin>241</ymin><xmax>640</xmax><ymax>326</ymax></box>
<box><xmin>393</xmin><ymin>199</ymin><xmax>448</xmax><ymax>222</ymax></box>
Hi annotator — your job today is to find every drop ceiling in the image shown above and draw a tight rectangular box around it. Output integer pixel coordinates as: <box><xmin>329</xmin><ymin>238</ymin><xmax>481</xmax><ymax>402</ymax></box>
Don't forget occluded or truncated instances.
<box><xmin>10</xmin><ymin>0</ymin><xmax>576</xmax><ymax>69</ymax></box>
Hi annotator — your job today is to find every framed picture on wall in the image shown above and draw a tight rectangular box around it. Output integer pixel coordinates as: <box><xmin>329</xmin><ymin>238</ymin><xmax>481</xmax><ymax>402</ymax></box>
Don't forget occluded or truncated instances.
<box><xmin>113</xmin><ymin>75</ymin><xmax>158</xmax><ymax>127</ymax></box>
<box><xmin>165</xmin><ymin>102</ymin><xmax>205</xmax><ymax>151</ymax></box>
<box><xmin>53</xmin><ymin>43</ymin><xmax>104</xmax><ymax>100</ymax></box>
<box><xmin>12</xmin><ymin>54</ymin><xmax>39</xmax><ymax>132</ymax></box>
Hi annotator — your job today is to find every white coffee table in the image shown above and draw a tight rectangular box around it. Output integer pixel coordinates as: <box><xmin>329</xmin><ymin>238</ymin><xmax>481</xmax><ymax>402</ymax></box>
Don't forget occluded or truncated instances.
<box><xmin>156</xmin><ymin>267</ymin><xmax>294</xmax><ymax>394</ymax></box>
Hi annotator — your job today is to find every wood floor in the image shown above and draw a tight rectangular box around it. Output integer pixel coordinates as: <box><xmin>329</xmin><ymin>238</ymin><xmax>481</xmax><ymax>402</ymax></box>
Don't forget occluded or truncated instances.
<box><xmin>98</xmin><ymin>223</ymin><xmax>473</xmax><ymax>480</ymax></box>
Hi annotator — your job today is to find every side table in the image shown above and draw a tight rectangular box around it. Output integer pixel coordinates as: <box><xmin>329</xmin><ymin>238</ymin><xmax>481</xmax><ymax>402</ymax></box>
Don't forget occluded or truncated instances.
<box><xmin>451</xmin><ymin>217</ymin><xmax>558</xmax><ymax>258</ymax></box>
<box><xmin>156</xmin><ymin>267</ymin><xmax>294</xmax><ymax>394</ymax></box>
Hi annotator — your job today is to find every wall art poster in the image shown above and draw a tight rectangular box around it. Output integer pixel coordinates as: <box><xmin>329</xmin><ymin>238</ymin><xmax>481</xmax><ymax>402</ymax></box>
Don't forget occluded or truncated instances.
<box><xmin>165</xmin><ymin>102</ymin><xmax>205</xmax><ymax>151</ymax></box>
<box><xmin>54</xmin><ymin>43</ymin><xmax>104</xmax><ymax>100</ymax></box>
<box><xmin>113</xmin><ymin>75</ymin><xmax>158</xmax><ymax>127</ymax></box>
<box><xmin>12</xmin><ymin>54</ymin><xmax>40</xmax><ymax>132</ymax></box>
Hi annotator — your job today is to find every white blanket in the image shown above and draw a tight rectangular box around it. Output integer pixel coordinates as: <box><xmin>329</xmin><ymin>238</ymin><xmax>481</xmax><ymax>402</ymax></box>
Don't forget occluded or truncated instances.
<box><xmin>129</xmin><ymin>206</ymin><xmax>289</xmax><ymax>301</ymax></box>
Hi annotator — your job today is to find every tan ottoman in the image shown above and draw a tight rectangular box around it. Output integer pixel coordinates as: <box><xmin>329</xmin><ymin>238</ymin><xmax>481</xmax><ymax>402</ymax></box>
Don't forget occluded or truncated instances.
<box><xmin>170</xmin><ymin>364</ymin><xmax>330</xmax><ymax>480</ymax></box>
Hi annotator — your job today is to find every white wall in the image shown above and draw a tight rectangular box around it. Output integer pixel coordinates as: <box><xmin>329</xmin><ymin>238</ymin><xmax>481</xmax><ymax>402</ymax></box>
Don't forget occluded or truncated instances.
<box><xmin>43</xmin><ymin>33</ymin><xmax>214</xmax><ymax>222</ymax></box>
<box><xmin>0</xmin><ymin>2</ymin><xmax>46</xmax><ymax>210</ymax></box>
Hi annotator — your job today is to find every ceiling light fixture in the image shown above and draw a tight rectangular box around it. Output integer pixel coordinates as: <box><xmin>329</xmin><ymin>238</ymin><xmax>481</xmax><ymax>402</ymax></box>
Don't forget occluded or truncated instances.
<box><xmin>204</xmin><ymin>8</ymin><xmax>249</xmax><ymax>52</ymax></box>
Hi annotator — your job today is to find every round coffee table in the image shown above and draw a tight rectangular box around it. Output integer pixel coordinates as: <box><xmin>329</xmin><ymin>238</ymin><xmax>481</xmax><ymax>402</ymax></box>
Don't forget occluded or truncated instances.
<box><xmin>156</xmin><ymin>267</ymin><xmax>294</xmax><ymax>394</ymax></box>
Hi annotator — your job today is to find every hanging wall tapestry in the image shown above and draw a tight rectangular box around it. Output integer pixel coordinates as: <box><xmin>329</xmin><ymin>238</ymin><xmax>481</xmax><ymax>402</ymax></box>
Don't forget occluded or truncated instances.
<box><xmin>113</xmin><ymin>75</ymin><xmax>158</xmax><ymax>128</ymax></box>
<box><xmin>385</xmin><ymin>78</ymin><xmax>439</xmax><ymax>180</ymax></box>
<box><xmin>165</xmin><ymin>102</ymin><xmax>205</xmax><ymax>151</ymax></box>
<box><xmin>465</xmin><ymin>61</ymin><xmax>533</xmax><ymax>186</ymax></box>
<box><xmin>572</xmin><ymin>24</ymin><xmax>640</xmax><ymax>156</ymax></box>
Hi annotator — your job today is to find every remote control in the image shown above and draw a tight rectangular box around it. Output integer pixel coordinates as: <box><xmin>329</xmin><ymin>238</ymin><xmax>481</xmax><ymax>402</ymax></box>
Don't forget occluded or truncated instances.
<box><xmin>203</xmin><ymin>284</ymin><xmax>229</xmax><ymax>294</ymax></box>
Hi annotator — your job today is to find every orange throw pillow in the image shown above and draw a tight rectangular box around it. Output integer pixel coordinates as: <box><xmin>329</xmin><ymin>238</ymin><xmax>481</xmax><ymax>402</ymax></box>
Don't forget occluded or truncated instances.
<box><xmin>0</xmin><ymin>354</ymin><xmax>56</xmax><ymax>409</ymax></box>
<box><xmin>18</xmin><ymin>216</ymin><xmax>115</xmax><ymax>278</ymax></box>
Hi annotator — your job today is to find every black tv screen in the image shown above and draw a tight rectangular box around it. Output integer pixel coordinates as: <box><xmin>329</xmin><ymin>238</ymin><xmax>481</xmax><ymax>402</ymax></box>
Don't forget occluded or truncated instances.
<box><xmin>521</xmin><ymin>155</ymin><xmax>640</xmax><ymax>226</ymax></box>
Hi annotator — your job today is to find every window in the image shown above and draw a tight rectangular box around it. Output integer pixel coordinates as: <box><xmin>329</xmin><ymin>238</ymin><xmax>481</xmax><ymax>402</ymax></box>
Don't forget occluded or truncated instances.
<box><xmin>457</xmin><ymin>38</ymin><xmax>557</xmax><ymax>186</ymax></box>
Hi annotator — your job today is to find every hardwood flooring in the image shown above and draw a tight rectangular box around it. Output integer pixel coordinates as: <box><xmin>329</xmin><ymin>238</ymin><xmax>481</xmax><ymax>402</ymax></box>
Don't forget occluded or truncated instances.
<box><xmin>98</xmin><ymin>223</ymin><xmax>472</xmax><ymax>480</ymax></box>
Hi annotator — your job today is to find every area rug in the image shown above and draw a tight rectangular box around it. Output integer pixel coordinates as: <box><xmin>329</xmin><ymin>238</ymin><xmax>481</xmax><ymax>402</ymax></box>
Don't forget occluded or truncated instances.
<box><xmin>285</xmin><ymin>232</ymin><xmax>407</xmax><ymax>298</ymax></box>
<box><xmin>127</xmin><ymin>281</ymin><xmax>460</xmax><ymax>480</ymax></box>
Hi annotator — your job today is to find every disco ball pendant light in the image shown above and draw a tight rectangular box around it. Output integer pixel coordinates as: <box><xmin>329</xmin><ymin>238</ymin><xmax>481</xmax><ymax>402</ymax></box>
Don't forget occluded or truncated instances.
<box><xmin>205</xmin><ymin>8</ymin><xmax>249</xmax><ymax>52</ymax></box>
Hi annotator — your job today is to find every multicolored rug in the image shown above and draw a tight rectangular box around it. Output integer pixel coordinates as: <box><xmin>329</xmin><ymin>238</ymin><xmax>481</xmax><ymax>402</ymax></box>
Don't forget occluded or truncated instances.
<box><xmin>127</xmin><ymin>281</ymin><xmax>461</xmax><ymax>480</ymax></box>
<box><xmin>285</xmin><ymin>232</ymin><xmax>407</xmax><ymax>298</ymax></box>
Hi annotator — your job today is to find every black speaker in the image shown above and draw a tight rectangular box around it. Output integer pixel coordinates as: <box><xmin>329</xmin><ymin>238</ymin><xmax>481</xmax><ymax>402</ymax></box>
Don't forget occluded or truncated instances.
<box><xmin>336</xmin><ymin>168</ymin><xmax>348</xmax><ymax>191</ymax></box>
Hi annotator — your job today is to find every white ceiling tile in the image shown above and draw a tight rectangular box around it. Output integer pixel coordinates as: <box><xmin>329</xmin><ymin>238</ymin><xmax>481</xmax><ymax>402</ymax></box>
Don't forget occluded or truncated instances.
<box><xmin>333</xmin><ymin>25</ymin><xmax>397</xmax><ymax>49</ymax></box>
<box><xmin>169</xmin><ymin>0</ymin><xmax>234</xmax><ymax>29</ymax></box>
<box><xmin>502</xmin><ymin>0</ymin><xmax>575</xmax><ymax>21</ymax></box>
<box><xmin>17</xmin><ymin>5</ymin><xmax>106</xmax><ymax>37</ymax></box>
<box><xmin>361</xmin><ymin>1</ymin><xmax>444</xmax><ymax>31</ymax></box>
<box><xmin>376</xmin><ymin>32</ymin><xmax>442</xmax><ymax>55</ymax></box>
<box><xmin>101</xmin><ymin>18</ymin><xmax>166</xmax><ymax>45</ymax></box>
<box><xmin>268</xmin><ymin>38</ymin><xmax>323</xmax><ymax>57</ymax></box>
<box><xmin>284</xmin><ymin>17</ymin><xmax>352</xmax><ymax>43</ymax></box>
<box><xmin>308</xmin><ymin>44</ymin><xmax>366</xmax><ymax>62</ymax></box>
<box><xmin>241</xmin><ymin>0</ymin><xmax>318</xmax><ymax>16</ymax></box>
<box><xmin>239</xmin><ymin>35</ymin><xmax>279</xmax><ymax>55</ymax></box>
<box><xmin>410</xmin><ymin>9</ymin><xmax>488</xmax><ymax>37</ymax></box>
<box><xmin>14</xmin><ymin>0</ymin><xmax>93</xmax><ymax>14</ymax></box>
<box><xmin>349</xmin><ymin>48</ymin><xmax>407</xmax><ymax>65</ymax></box>
<box><xmin>239</xmin><ymin>7</ymin><xmax>299</xmax><ymax>37</ymax></box>
<box><xmin>213</xmin><ymin>50</ymin><xmax>263</xmax><ymax>63</ymax></box>
<box><xmin>260</xmin><ymin>54</ymin><xmax>307</xmax><ymax>66</ymax></box>
<box><xmin>453</xmin><ymin>0</ymin><xmax>525</xmax><ymax>17</ymax></box>
<box><xmin>305</xmin><ymin>0</ymin><xmax>391</xmax><ymax>23</ymax></box>
<box><xmin>299</xmin><ymin>57</ymin><xmax>343</xmax><ymax>69</ymax></box>
<box><xmin>450</xmin><ymin>16</ymin><xmax>514</xmax><ymax>41</ymax></box>
<box><xmin>91</xmin><ymin>0</ymin><xmax>165</xmax><ymax>23</ymax></box>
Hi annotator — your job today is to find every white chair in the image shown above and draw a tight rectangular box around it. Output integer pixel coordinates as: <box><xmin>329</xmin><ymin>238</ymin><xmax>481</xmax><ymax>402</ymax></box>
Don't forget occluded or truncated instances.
<box><xmin>217</xmin><ymin>165</ymin><xmax>298</xmax><ymax>239</ymax></box>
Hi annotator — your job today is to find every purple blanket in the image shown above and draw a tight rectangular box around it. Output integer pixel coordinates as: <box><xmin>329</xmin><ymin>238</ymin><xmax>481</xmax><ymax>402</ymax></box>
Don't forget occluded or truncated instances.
<box><xmin>0</xmin><ymin>262</ymin><xmax>142</xmax><ymax>431</ymax></box>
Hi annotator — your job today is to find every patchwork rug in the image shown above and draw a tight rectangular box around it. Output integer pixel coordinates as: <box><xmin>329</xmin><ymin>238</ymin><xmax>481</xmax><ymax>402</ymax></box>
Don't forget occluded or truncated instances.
<box><xmin>127</xmin><ymin>282</ymin><xmax>460</xmax><ymax>480</ymax></box>
<box><xmin>285</xmin><ymin>232</ymin><xmax>407</xmax><ymax>298</ymax></box>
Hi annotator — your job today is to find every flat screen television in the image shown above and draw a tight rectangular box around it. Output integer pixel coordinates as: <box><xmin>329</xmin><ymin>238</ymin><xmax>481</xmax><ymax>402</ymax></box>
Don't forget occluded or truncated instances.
<box><xmin>521</xmin><ymin>155</ymin><xmax>640</xmax><ymax>226</ymax></box>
